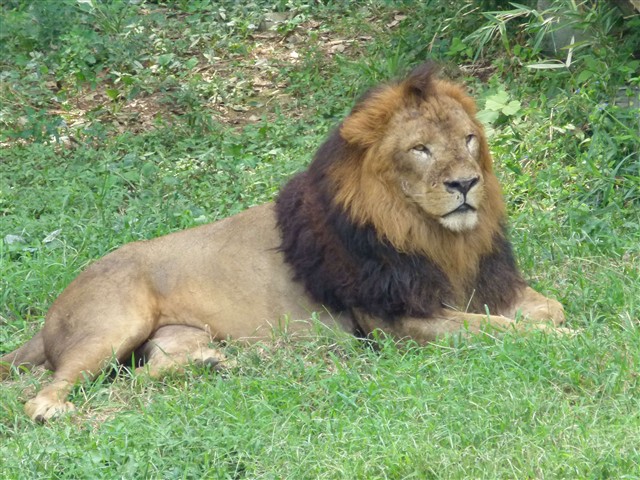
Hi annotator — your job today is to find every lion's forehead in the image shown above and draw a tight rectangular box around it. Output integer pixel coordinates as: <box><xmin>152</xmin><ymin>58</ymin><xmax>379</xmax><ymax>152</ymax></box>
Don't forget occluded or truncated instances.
<box><xmin>389</xmin><ymin>98</ymin><xmax>475</xmax><ymax>144</ymax></box>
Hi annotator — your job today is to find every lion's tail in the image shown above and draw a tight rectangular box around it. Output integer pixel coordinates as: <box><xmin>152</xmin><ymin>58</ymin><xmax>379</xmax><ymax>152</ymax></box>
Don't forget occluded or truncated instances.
<box><xmin>0</xmin><ymin>330</ymin><xmax>46</xmax><ymax>380</ymax></box>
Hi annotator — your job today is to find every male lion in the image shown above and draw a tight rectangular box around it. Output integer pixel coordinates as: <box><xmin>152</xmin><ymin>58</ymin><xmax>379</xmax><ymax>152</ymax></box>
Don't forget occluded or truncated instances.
<box><xmin>1</xmin><ymin>63</ymin><xmax>565</xmax><ymax>422</ymax></box>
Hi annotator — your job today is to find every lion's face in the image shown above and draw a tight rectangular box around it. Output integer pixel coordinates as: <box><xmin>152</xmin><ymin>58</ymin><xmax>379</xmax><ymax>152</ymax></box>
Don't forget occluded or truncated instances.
<box><xmin>386</xmin><ymin>96</ymin><xmax>485</xmax><ymax>232</ymax></box>
<box><xmin>336</xmin><ymin>67</ymin><xmax>504</xmax><ymax>264</ymax></box>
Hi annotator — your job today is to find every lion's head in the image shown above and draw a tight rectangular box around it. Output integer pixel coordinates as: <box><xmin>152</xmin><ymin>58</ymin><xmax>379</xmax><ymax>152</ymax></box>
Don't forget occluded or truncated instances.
<box><xmin>375</xmin><ymin>96</ymin><xmax>486</xmax><ymax>233</ymax></box>
<box><xmin>331</xmin><ymin>64</ymin><xmax>504</xmax><ymax>280</ymax></box>
<box><xmin>276</xmin><ymin>63</ymin><xmax>516</xmax><ymax>316</ymax></box>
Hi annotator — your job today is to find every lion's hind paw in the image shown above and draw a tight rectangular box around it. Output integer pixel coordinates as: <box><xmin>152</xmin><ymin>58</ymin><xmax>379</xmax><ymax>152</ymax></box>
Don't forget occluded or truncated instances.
<box><xmin>25</xmin><ymin>397</ymin><xmax>76</xmax><ymax>423</ymax></box>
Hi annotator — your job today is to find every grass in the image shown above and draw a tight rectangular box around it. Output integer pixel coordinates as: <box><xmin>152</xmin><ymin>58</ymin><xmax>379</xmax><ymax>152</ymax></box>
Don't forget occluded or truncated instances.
<box><xmin>2</xmin><ymin>331</ymin><xmax>639</xmax><ymax>478</ymax></box>
<box><xmin>1</xmin><ymin>0</ymin><xmax>639</xmax><ymax>478</ymax></box>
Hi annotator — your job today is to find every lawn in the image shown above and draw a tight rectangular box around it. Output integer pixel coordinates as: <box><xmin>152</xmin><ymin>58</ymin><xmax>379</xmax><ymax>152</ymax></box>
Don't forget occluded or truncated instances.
<box><xmin>1</xmin><ymin>1</ymin><xmax>639</xmax><ymax>478</ymax></box>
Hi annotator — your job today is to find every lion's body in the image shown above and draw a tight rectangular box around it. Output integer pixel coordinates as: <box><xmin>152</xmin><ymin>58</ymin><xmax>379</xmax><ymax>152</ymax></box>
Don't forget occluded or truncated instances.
<box><xmin>45</xmin><ymin>203</ymin><xmax>353</xmax><ymax>351</ymax></box>
<box><xmin>1</xmin><ymin>64</ymin><xmax>565</xmax><ymax>422</ymax></box>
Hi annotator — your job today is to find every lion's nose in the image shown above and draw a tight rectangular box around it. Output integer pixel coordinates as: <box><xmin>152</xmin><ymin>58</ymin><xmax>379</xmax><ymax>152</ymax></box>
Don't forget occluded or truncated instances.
<box><xmin>444</xmin><ymin>176</ymin><xmax>479</xmax><ymax>195</ymax></box>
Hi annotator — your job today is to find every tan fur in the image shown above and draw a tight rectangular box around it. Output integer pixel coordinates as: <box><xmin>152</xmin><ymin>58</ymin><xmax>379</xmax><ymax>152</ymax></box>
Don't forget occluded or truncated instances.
<box><xmin>1</xmin><ymin>69</ymin><xmax>566</xmax><ymax>422</ymax></box>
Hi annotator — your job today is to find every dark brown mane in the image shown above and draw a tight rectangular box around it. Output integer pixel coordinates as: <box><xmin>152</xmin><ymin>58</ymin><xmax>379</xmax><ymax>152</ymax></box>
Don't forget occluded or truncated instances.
<box><xmin>276</xmin><ymin>131</ymin><xmax>451</xmax><ymax>321</ymax></box>
<box><xmin>275</xmin><ymin>64</ymin><xmax>525</xmax><ymax>320</ymax></box>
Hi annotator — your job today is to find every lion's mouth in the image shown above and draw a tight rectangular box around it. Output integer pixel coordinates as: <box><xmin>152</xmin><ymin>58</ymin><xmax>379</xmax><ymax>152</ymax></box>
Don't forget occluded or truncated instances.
<box><xmin>444</xmin><ymin>203</ymin><xmax>475</xmax><ymax>216</ymax></box>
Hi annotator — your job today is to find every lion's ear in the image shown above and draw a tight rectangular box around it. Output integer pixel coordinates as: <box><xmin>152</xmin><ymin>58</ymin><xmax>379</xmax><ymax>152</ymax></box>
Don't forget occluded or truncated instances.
<box><xmin>340</xmin><ymin>63</ymin><xmax>440</xmax><ymax>147</ymax></box>
<box><xmin>402</xmin><ymin>62</ymin><xmax>438</xmax><ymax>101</ymax></box>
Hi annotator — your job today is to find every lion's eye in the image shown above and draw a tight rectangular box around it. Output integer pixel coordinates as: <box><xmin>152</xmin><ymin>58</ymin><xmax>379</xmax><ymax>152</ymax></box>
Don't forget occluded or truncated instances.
<box><xmin>466</xmin><ymin>134</ymin><xmax>478</xmax><ymax>154</ymax></box>
<box><xmin>412</xmin><ymin>144</ymin><xmax>431</xmax><ymax>156</ymax></box>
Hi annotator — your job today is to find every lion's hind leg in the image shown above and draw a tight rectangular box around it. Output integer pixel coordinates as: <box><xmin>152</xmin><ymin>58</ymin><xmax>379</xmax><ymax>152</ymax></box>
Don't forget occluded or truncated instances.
<box><xmin>25</xmin><ymin>304</ymin><xmax>157</xmax><ymax>422</ymax></box>
<box><xmin>25</xmin><ymin>328</ymin><xmax>154</xmax><ymax>422</ymax></box>
<box><xmin>26</xmin><ymin>339</ymin><xmax>149</xmax><ymax>422</ymax></box>
<box><xmin>0</xmin><ymin>330</ymin><xmax>46</xmax><ymax>379</ymax></box>
<box><xmin>135</xmin><ymin>325</ymin><xmax>229</xmax><ymax>378</ymax></box>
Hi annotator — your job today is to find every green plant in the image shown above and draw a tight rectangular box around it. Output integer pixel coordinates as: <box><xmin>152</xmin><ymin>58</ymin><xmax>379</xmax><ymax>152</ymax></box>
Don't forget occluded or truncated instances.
<box><xmin>477</xmin><ymin>85</ymin><xmax>523</xmax><ymax>127</ymax></box>
<box><xmin>76</xmin><ymin>0</ymin><xmax>138</xmax><ymax>35</ymax></box>
<box><xmin>466</xmin><ymin>1</ymin><xmax>622</xmax><ymax>63</ymax></box>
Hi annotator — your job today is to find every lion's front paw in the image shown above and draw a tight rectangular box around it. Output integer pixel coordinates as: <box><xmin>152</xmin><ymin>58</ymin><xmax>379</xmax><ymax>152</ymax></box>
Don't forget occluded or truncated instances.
<box><xmin>546</xmin><ymin>298</ymin><xmax>565</xmax><ymax>326</ymax></box>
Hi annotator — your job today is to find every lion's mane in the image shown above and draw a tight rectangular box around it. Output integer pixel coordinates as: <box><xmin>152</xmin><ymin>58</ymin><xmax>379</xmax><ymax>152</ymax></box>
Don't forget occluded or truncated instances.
<box><xmin>276</xmin><ymin>64</ymin><xmax>525</xmax><ymax>321</ymax></box>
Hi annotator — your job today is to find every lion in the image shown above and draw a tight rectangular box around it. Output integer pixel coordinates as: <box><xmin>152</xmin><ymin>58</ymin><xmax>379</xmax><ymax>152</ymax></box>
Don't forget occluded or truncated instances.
<box><xmin>1</xmin><ymin>63</ymin><xmax>565</xmax><ymax>422</ymax></box>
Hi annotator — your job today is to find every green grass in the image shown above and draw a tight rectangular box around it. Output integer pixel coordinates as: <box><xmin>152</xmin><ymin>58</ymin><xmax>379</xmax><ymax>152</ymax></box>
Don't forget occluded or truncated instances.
<box><xmin>1</xmin><ymin>0</ymin><xmax>639</xmax><ymax>478</ymax></box>
<box><xmin>2</xmin><ymin>331</ymin><xmax>639</xmax><ymax>478</ymax></box>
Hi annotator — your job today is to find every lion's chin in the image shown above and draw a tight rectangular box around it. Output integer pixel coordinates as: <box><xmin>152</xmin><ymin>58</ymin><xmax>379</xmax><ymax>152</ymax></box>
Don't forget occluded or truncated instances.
<box><xmin>438</xmin><ymin>211</ymin><xmax>479</xmax><ymax>232</ymax></box>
